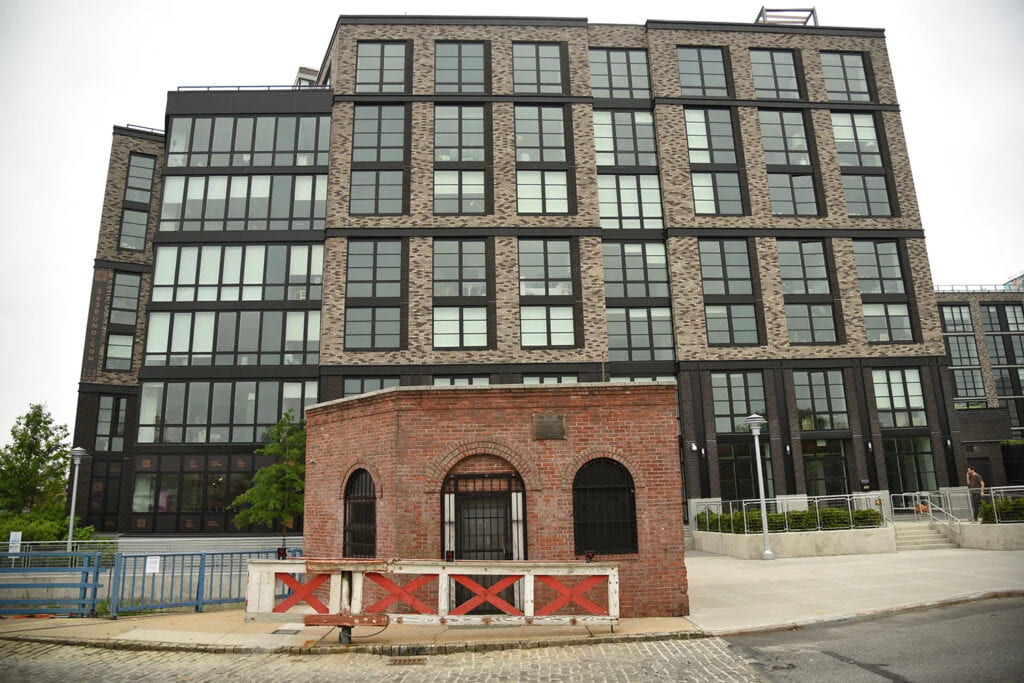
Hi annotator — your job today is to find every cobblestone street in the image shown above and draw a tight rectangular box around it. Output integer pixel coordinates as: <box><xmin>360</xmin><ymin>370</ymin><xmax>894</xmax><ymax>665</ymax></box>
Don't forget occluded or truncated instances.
<box><xmin>0</xmin><ymin>637</ymin><xmax>761</xmax><ymax>682</ymax></box>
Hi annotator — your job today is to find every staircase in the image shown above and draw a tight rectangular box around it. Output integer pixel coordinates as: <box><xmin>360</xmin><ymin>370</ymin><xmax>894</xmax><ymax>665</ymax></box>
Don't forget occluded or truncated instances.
<box><xmin>895</xmin><ymin>521</ymin><xmax>959</xmax><ymax>551</ymax></box>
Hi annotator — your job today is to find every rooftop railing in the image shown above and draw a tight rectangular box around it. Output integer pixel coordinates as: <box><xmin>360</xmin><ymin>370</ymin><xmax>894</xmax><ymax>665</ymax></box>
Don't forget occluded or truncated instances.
<box><xmin>176</xmin><ymin>84</ymin><xmax>330</xmax><ymax>92</ymax></box>
<box><xmin>123</xmin><ymin>123</ymin><xmax>165</xmax><ymax>135</ymax></box>
<box><xmin>934</xmin><ymin>284</ymin><xmax>1021</xmax><ymax>292</ymax></box>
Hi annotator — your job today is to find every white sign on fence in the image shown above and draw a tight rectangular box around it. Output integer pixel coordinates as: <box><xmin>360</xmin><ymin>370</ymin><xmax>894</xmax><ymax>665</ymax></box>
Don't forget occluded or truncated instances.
<box><xmin>8</xmin><ymin>531</ymin><xmax>22</xmax><ymax>554</ymax></box>
<box><xmin>145</xmin><ymin>555</ymin><xmax>161</xmax><ymax>574</ymax></box>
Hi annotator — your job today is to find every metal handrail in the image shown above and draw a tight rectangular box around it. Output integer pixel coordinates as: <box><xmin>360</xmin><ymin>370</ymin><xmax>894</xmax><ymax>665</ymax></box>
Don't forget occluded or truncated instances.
<box><xmin>695</xmin><ymin>493</ymin><xmax>886</xmax><ymax>533</ymax></box>
<box><xmin>989</xmin><ymin>485</ymin><xmax>1024</xmax><ymax>524</ymax></box>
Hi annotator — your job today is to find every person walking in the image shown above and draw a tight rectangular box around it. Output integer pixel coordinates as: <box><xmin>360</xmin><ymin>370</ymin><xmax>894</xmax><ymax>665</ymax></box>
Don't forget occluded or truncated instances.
<box><xmin>966</xmin><ymin>466</ymin><xmax>985</xmax><ymax>521</ymax></box>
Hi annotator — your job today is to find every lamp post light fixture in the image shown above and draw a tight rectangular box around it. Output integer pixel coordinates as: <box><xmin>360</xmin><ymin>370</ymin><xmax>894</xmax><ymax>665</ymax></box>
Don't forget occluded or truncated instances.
<box><xmin>67</xmin><ymin>447</ymin><xmax>89</xmax><ymax>552</ymax></box>
<box><xmin>743</xmin><ymin>414</ymin><xmax>774</xmax><ymax>560</ymax></box>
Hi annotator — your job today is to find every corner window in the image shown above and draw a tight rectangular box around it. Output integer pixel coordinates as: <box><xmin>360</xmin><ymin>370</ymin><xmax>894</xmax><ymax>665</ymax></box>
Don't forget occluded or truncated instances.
<box><xmin>124</xmin><ymin>154</ymin><xmax>156</xmax><ymax>204</ymax></box>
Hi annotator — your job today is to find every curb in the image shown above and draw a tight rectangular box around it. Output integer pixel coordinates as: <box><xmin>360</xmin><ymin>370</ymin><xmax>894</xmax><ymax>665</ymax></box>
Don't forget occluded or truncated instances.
<box><xmin>707</xmin><ymin>590</ymin><xmax>1024</xmax><ymax>637</ymax></box>
<box><xmin>0</xmin><ymin>628</ymin><xmax>712</xmax><ymax>656</ymax></box>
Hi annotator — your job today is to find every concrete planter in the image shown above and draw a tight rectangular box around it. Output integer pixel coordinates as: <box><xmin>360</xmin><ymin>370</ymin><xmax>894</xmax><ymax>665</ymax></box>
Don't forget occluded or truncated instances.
<box><xmin>958</xmin><ymin>523</ymin><xmax>1024</xmax><ymax>550</ymax></box>
<box><xmin>693</xmin><ymin>527</ymin><xmax>896</xmax><ymax>559</ymax></box>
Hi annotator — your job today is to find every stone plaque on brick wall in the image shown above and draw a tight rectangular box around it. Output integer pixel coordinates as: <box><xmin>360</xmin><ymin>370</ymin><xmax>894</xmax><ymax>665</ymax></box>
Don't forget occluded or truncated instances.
<box><xmin>533</xmin><ymin>412</ymin><xmax>566</xmax><ymax>440</ymax></box>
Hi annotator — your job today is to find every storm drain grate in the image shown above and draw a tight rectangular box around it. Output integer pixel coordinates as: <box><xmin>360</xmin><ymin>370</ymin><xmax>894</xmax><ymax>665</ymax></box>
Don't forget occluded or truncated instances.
<box><xmin>272</xmin><ymin>628</ymin><xmax>301</xmax><ymax>635</ymax></box>
<box><xmin>388</xmin><ymin>657</ymin><xmax>427</xmax><ymax>666</ymax></box>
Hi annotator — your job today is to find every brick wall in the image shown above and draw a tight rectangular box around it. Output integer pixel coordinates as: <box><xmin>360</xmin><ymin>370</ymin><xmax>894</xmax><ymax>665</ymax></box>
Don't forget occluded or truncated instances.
<box><xmin>304</xmin><ymin>382</ymin><xmax>688</xmax><ymax>617</ymax></box>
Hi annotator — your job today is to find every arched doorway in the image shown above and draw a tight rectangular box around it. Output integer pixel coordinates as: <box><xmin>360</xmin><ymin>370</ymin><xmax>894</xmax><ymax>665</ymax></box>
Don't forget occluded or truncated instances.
<box><xmin>442</xmin><ymin>464</ymin><xmax>525</xmax><ymax>612</ymax></box>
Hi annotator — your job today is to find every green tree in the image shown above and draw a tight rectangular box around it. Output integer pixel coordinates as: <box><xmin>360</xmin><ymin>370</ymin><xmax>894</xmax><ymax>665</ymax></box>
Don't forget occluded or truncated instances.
<box><xmin>230</xmin><ymin>412</ymin><xmax>305</xmax><ymax>545</ymax></box>
<box><xmin>0</xmin><ymin>404</ymin><xmax>70</xmax><ymax>514</ymax></box>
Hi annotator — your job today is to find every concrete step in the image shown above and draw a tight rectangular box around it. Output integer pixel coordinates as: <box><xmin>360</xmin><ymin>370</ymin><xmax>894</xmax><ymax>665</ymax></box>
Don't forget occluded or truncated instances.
<box><xmin>895</xmin><ymin>525</ymin><xmax>958</xmax><ymax>550</ymax></box>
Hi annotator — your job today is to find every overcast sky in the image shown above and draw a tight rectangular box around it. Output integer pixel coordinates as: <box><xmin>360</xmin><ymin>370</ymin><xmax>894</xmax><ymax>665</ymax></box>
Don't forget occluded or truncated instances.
<box><xmin>0</xmin><ymin>0</ymin><xmax>1021</xmax><ymax>444</ymax></box>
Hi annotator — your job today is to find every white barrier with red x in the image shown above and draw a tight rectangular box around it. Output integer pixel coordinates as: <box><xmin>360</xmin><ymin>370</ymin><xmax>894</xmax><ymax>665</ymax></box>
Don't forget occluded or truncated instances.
<box><xmin>245</xmin><ymin>558</ymin><xmax>619</xmax><ymax>627</ymax></box>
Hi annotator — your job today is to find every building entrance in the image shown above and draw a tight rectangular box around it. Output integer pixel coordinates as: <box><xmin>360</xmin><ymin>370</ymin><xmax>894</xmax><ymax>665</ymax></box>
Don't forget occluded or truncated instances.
<box><xmin>442</xmin><ymin>471</ymin><xmax>525</xmax><ymax>613</ymax></box>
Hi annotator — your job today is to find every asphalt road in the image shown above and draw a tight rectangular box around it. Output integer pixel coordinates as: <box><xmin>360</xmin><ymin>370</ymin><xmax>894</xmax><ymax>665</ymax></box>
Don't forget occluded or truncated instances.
<box><xmin>726</xmin><ymin>596</ymin><xmax>1024</xmax><ymax>682</ymax></box>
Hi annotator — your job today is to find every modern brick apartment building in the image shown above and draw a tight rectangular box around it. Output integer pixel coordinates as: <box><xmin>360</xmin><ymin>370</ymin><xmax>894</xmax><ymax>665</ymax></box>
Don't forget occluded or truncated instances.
<box><xmin>74</xmin><ymin>13</ymin><xmax>980</xmax><ymax>539</ymax></box>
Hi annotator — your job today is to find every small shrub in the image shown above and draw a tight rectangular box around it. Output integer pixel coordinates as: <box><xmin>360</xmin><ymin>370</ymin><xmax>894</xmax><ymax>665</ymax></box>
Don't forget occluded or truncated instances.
<box><xmin>980</xmin><ymin>497</ymin><xmax>1024</xmax><ymax>523</ymax></box>
<box><xmin>786</xmin><ymin>509</ymin><xmax>817</xmax><ymax>531</ymax></box>
<box><xmin>820</xmin><ymin>507</ymin><xmax>853</xmax><ymax>529</ymax></box>
<box><xmin>852</xmin><ymin>509</ymin><xmax>882</xmax><ymax>527</ymax></box>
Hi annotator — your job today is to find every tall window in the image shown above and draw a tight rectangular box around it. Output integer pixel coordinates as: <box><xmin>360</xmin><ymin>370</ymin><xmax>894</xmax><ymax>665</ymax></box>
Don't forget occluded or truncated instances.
<box><xmin>854</xmin><ymin>240</ymin><xmax>913</xmax><ymax>343</ymax></box>
<box><xmin>95</xmin><ymin>395</ymin><xmax>129</xmax><ymax>452</ymax></box>
<box><xmin>344</xmin><ymin>470</ymin><xmax>376</xmax><ymax>558</ymax></box>
<box><xmin>833</xmin><ymin>112</ymin><xmax>892</xmax><ymax>217</ymax></box>
<box><xmin>983</xmin><ymin>304</ymin><xmax>1024</xmax><ymax>432</ymax></box>
<box><xmin>760</xmin><ymin>110</ymin><xmax>818</xmax><ymax>216</ymax></box>
<box><xmin>699</xmin><ymin>239</ymin><xmax>759</xmax><ymax>346</ymax></box>
<box><xmin>433</xmin><ymin>239</ymin><xmax>490</xmax><ymax>349</ymax></box>
<box><xmin>350</xmin><ymin>105</ymin><xmax>407</xmax><ymax>215</ymax></box>
<box><xmin>940</xmin><ymin>304</ymin><xmax>985</xmax><ymax>409</ymax></box>
<box><xmin>820</xmin><ymin>52</ymin><xmax>871</xmax><ymax>102</ymax></box>
<box><xmin>434</xmin><ymin>42</ymin><xmax>487</xmax><ymax>93</ymax></box>
<box><xmin>124</xmin><ymin>154</ymin><xmax>156</xmax><ymax>204</ymax></box>
<box><xmin>872</xmin><ymin>368</ymin><xmax>927</xmax><ymax>428</ymax></box>
<box><xmin>119</xmin><ymin>209</ymin><xmax>148</xmax><ymax>251</ymax></box>
<box><xmin>593</xmin><ymin>111</ymin><xmax>657</xmax><ymax>167</ymax></box>
<box><xmin>793</xmin><ymin>370</ymin><xmax>849</xmax><ymax>430</ymax></box>
<box><xmin>750</xmin><ymin>49</ymin><xmax>801</xmax><ymax>99</ymax></box>
<box><xmin>345</xmin><ymin>240</ymin><xmax>404</xmax><ymax>350</ymax></box>
<box><xmin>355</xmin><ymin>42</ymin><xmax>408</xmax><ymax>93</ymax></box>
<box><xmin>884</xmin><ymin>437</ymin><xmax>936</xmax><ymax>494</ymax></box>
<box><xmin>519</xmin><ymin>239</ymin><xmax>577</xmax><ymax>347</ymax></box>
<box><xmin>514</xmin><ymin>105</ymin><xmax>573</xmax><ymax>215</ymax></box>
<box><xmin>597</xmin><ymin>175</ymin><xmax>663</xmax><ymax>229</ymax></box>
<box><xmin>778</xmin><ymin>239</ymin><xmax>837</xmax><ymax>344</ymax></box>
<box><xmin>677</xmin><ymin>46</ymin><xmax>729</xmax><ymax>97</ymax></box>
<box><xmin>606</xmin><ymin>307</ymin><xmax>674</xmax><ymax>361</ymax></box>
<box><xmin>434</xmin><ymin>105</ymin><xmax>488</xmax><ymax>214</ymax></box>
<box><xmin>572</xmin><ymin>459</ymin><xmax>637</xmax><ymax>555</ymax></box>
<box><xmin>105</xmin><ymin>334</ymin><xmax>133</xmax><ymax>371</ymax></box>
<box><xmin>512</xmin><ymin>43</ymin><xmax>566</xmax><ymax>94</ymax></box>
<box><xmin>589</xmin><ymin>49</ymin><xmax>650</xmax><ymax>99</ymax></box>
<box><xmin>109</xmin><ymin>272</ymin><xmax>142</xmax><ymax>326</ymax></box>
<box><xmin>685</xmin><ymin>108</ymin><xmax>744</xmax><ymax>216</ymax></box>
<box><xmin>711</xmin><ymin>371</ymin><xmax>766</xmax><ymax>433</ymax></box>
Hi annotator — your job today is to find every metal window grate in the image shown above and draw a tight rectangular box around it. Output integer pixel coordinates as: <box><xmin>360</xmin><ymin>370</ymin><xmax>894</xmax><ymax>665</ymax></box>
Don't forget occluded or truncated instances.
<box><xmin>344</xmin><ymin>469</ymin><xmax>376</xmax><ymax>558</ymax></box>
<box><xmin>572</xmin><ymin>459</ymin><xmax>637</xmax><ymax>554</ymax></box>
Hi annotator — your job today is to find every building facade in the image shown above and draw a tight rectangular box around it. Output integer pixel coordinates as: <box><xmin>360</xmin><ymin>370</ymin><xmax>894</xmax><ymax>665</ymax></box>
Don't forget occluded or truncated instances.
<box><xmin>74</xmin><ymin>15</ymin><xmax>960</xmax><ymax>537</ymax></box>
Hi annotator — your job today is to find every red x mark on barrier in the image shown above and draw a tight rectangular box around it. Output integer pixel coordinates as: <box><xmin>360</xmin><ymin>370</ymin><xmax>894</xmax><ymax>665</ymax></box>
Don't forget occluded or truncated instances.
<box><xmin>273</xmin><ymin>572</ymin><xmax>330</xmax><ymax>614</ymax></box>
<box><xmin>364</xmin><ymin>573</ymin><xmax>437</xmax><ymax>614</ymax></box>
<box><xmin>449</xmin><ymin>574</ymin><xmax>523</xmax><ymax>616</ymax></box>
<box><xmin>535</xmin><ymin>574</ymin><xmax>607</xmax><ymax>616</ymax></box>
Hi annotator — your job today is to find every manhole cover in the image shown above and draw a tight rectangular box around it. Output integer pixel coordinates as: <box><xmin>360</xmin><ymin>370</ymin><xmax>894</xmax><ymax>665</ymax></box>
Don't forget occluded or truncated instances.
<box><xmin>388</xmin><ymin>657</ymin><xmax>427</xmax><ymax>666</ymax></box>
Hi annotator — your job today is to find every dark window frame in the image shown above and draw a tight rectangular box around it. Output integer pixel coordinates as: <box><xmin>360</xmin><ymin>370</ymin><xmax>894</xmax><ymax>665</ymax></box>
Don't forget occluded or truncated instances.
<box><xmin>588</xmin><ymin>48</ymin><xmax>651</xmax><ymax>100</ymax></box>
<box><xmin>676</xmin><ymin>45</ymin><xmax>732</xmax><ymax>97</ymax></box>
<box><xmin>685</xmin><ymin>107</ymin><xmax>747</xmax><ymax>216</ymax></box>
<box><xmin>343</xmin><ymin>469</ymin><xmax>377</xmax><ymax>558</ymax></box>
<box><xmin>820</xmin><ymin>51</ymin><xmax>875</xmax><ymax>103</ymax></box>
<box><xmin>518</xmin><ymin>237</ymin><xmax>581</xmax><ymax>349</ymax></box>
<box><xmin>572</xmin><ymin>458</ymin><xmax>638</xmax><ymax>555</ymax></box>
<box><xmin>699</xmin><ymin>238</ymin><xmax>764</xmax><ymax>346</ymax></box>
<box><xmin>432</xmin><ymin>237</ymin><xmax>495</xmax><ymax>350</ymax></box>
<box><xmin>793</xmin><ymin>369</ymin><xmax>850</xmax><ymax>431</ymax></box>
<box><xmin>512</xmin><ymin>41</ymin><xmax>569</xmax><ymax>95</ymax></box>
<box><xmin>354</xmin><ymin>40</ymin><xmax>412</xmax><ymax>94</ymax></box>
<box><xmin>750</xmin><ymin>48</ymin><xmax>804</xmax><ymax>100</ymax></box>
<box><xmin>434</xmin><ymin>40</ymin><xmax>490</xmax><ymax>94</ymax></box>
<box><xmin>778</xmin><ymin>239</ymin><xmax>841</xmax><ymax>345</ymax></box>
<box><xmin>344</xmin><ymin>238</ymin><xmax>407</xmax><ymax>351</ymax></box>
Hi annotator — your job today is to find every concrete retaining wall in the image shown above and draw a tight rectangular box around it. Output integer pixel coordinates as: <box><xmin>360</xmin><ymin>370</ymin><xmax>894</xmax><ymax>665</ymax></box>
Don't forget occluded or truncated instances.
<box><xmin>693</xmin><ymin>527</ymin><xmax>896</xmax><ymax>559</ymax></box>
<box><xmin>958</xmin><ymin>523</ymin><xmax>1024</xmax><ymax>550</ymax></box>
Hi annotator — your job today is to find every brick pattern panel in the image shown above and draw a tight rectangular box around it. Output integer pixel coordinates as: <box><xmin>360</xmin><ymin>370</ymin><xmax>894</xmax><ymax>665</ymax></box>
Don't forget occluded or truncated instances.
<box><xmin>94</xmin><ymin>133</ymin><xmax>164</xmax><ymax>264</ymax></box>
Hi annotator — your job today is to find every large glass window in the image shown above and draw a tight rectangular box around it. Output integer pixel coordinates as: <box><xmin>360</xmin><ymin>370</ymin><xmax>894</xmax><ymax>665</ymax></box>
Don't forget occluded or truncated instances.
<box><xmin>711</xmin><ymin>371</ymin><xmax>766</xmax><ymax>433</ymax></box>
<box><xmin>597</xmin><ymin>175</ymin><xmax>663</xmax><ymax>229</ymax></box>
<box><xmin>767</xmin><ymin>173</ymin><xmax>817</xmax><ymax>216</ymax></box>
<box><xmin>593</xmin><ymin>111</ymin><xmax>657</xmax><ymax>167</ymax></box>
<box><xmin>345</xmin><ymin>239</ymin><xmax>404</xmax><ymax>351</ymax></box>
<box><xmin>601</xmin><ymin>242</ymin><xmax>669</xmax><ymax>299</ymax></box>
<box><xmin>589</xmin><ymin>49</ymin><xmax>650</xmax><ymax>99</ymax></box>
<box><xmin>872</xmin><ymin>368</ymin><xmax>927</xmax><ymax>428</ymax></box>
<box><xmin>832</xmin><ymin>113</ymin><xmax>882</xmax><ymax>167</ymax></box>
<box><xmin>750</xmin><ymin>49</ymin><xmax>801</xmax><ymax>99</ymax></box>
<box><xmin>105</xmin><ymin>334</ymin><xmax>133</xmax><ymax>371</ymax></box>
<box><xmin>512</xmin><ymin>43</ymin><xmax>565</xmax><ymax>94</ymax></box>
<box><xmin>853</xmin><ymin>241</ymin><xmax>905</xmax><ymax>294</ymax></box>
<box><xmin>124</xmin><ymin>154</ymin><xmax>156</xmax><ymax>203</ymax></box>
<box><xmin>803</xmin><ymin>440</ymin><xmax>850</xmax><ymax>496</ymax></box>
<box><xmin>514</xmin><ymin>106</ymin><xmax>567</xmax><ymax>163</ymax></box>
<box><xmin>109</xmin><ymin>272</ymin><xmax>142</xmax><ymax>326</ymax></box>
<box><xmin>685</xmin><ymin>108</ymin><xmax>744</xmax><ymax>216</ymax></box>
<box><xmin>145</xmin><ymin>310</ymin><xmax>320</xmax><ymax>366</ymax></box>
<box><xmin>166</xmin><ymin>115</ymin><xmax>330</xmax><ymax>167</ymax></box>
<box><xmin>434</xmin><ymin>105</ymin><xmax>489</xmax><ymax>214</ymax></box>
<box><xmin>435</xmin><ymin>42</ymin><xmax>487</xmax><ymax>93</ymax></box>
<box><xmin>521</xmin><ymin>306</ymin><xmax>575</xmax><ymax>347</ymax></box>
<box><xmin>152</xmin><ymin>244</ymin><xmax>323</xmax><ymax>303</ymax></box>
<box><xmin>572</xmin><ymin>459</ymin><xmax>637</xmax><ymax>555</ymax></box>
<box><xmin>842</xmin><ymin>175</ymin><xmax>892</xmax><ymax>217</ymax></box>
<box><xmin>700</xmin><ymin>239</ymin><xmax>759</xmax><ymax>346</ymax></box>
<box><xmin>820</xmin><ymin>52</ymin><xmax>871</xmax><ymax>102</ymax></box>
<box><xmin>863</xmin><ymin>303</ymin><xmax>912</xmax><ymax>342</ymax></box>
<box><xmin>350</xmin><ymin>104</ymin><xmax>407</xmax><ymax>215</ymax></box>
<box><xmin>137</xmin><ymin>380</ymin><xmax>317</xmax><ymax>444</ymax></box>
<box><xmin>119</xmin><ymin>209</ymin><xmax>148</xmax><ymax>251</ymax></box>
<box><xmin>778</xmin><ymin>239</ymin><xmax>836</xmax><ymax>344</ymax></box>
<box><xmin>95</xmin><ymin>395</ymin><xmax>128</xmax><ymax>452</ymax></box>
<box><xmin>718</xmin><ymin>441</ymin><xmax>774</xmax><ymax>501</ymax></box>
<box><xmin>793</xmin><ymin>370</ymin><xmax>849</xmax><ymax>430</ymax></box>
<box><xmin>160</xmin><ymin>174</ymin><xmax>327</xmax><ymax>231</ymax></box>
<box><xmin>355</xmin><ymin>42</ymin><xmax>408</xmax><ymax>93</ymax></box>
<box><xmin>677</xmin><ymin>46</ymin><xmax>729</xmax><ymax>97</ymax></box>
<box><xmin>606</xmin><ymin>307</ymin><xmax>674</xmax><ymax>361</ymax></box>
<box><xmin>883</xmin><ymin>437</ymin><xmax>936</xmax><ymax>494</ymax></box>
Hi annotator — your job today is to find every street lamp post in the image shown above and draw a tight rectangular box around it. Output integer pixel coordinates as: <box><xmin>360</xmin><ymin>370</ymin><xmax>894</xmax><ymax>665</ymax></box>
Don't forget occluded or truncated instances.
<box><xmin>744</xmin><ymin>414</ymin><xmax>774</xmax><ymax>560</ymax></box>
<box><xmin>67</xmin><ymin>447</ymin><xmax>89</xmax><ymax>552</ymax></box>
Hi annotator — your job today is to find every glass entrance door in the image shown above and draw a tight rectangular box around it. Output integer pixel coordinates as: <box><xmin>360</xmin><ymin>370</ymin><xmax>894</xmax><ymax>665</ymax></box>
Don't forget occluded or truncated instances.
<box><xmin>802</xmin><ymin>439</ymin><xmax>850</xmax><ymax>496</ymax></box>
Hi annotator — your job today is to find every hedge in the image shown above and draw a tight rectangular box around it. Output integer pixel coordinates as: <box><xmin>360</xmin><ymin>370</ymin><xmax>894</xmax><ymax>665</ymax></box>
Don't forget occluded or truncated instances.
<box><xmin>696</xmin><ymin>507</ymin><xmax>882</xmax><ymax>533</ymax></box>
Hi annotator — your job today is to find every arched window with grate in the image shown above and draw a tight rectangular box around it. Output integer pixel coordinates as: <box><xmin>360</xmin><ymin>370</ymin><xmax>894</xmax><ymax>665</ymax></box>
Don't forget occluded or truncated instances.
<box><xmin>343</xmin><ymin>469</ymin><xmax>376</xmax><ymax>558</ymax></box>
<box><xmin>572</xmin><ymin>458</ymin><xmax>638</xmax><ymax>555</ymax></box>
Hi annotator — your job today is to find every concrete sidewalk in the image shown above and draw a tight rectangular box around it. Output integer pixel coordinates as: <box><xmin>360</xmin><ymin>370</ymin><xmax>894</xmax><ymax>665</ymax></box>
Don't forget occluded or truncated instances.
<box><xmin>1</xmin><ymin>548</ymin><xmax>1021</xmax><ymax>654</ymax></box>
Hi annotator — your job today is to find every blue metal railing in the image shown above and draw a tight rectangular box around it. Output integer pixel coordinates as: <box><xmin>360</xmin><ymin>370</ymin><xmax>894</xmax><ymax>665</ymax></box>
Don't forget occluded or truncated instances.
<box><xmin>109</xmin><ymin>548</ymin><xmax>301</xmax><ymax>618</ymax></box>
<box><xmin>0</xmin><ymin>552</ymin><xmax>103</xmax><ymax>616</ymax></box>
